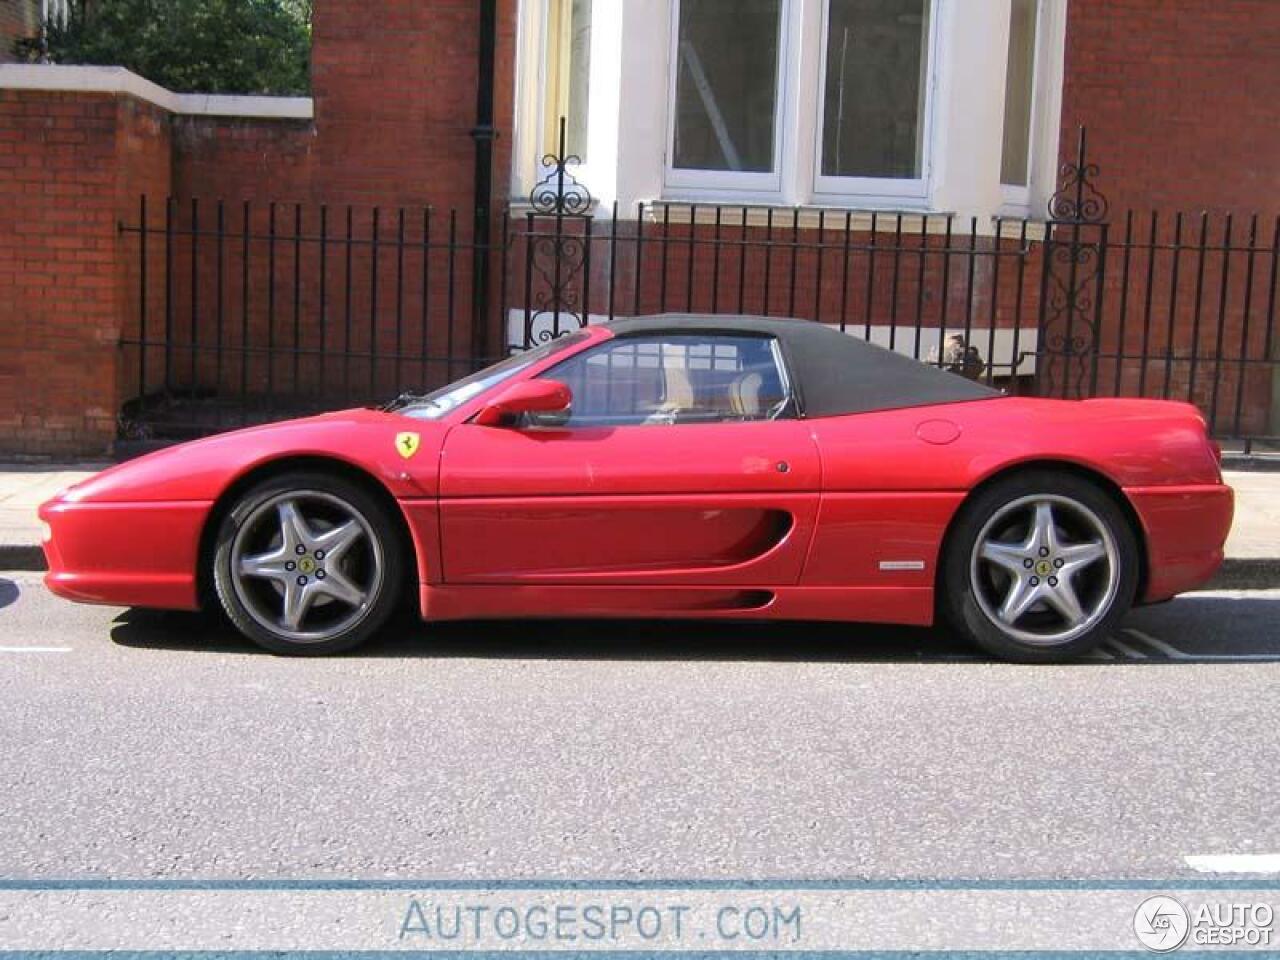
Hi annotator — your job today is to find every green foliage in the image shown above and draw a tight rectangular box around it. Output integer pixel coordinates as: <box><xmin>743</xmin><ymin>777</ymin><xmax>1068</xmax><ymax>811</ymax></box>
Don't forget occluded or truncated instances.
<box><xmin>28</xmin><ymin>0</ymin><xmax>311</xmax><ymax>96</ymax></box>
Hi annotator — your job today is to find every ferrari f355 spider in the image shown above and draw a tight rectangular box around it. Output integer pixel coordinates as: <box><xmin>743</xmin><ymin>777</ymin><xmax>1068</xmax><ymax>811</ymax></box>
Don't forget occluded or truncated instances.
<box><xmin>41</xmin><ymin>315</ymin><xmax>1233</xmax><ymax>661</ymax></box>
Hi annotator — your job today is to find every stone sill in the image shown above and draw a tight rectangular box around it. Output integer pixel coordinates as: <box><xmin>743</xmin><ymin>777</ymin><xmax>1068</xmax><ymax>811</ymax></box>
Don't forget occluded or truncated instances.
<box><xmin>641</xmin><ymin>203</ymin><xmax>1050</xmax><ymax>241</ymax></box>
<box><xmin>506</xmin><ymin>199</ymin><xmax>1049</xmax><ymax>241</ymax></box>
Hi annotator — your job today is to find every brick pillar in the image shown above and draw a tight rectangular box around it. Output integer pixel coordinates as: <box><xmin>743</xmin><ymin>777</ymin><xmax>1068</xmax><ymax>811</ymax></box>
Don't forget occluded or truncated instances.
<box><xmin>0</xmin><ymin>90</ymin><xmax>171</xmax><ymax>457</ymax></box>
<box><xmin>308</xmin><ymin>0</ymin><xmax>519</xmax><ymax>368</ymax></box>
<box><xmin>309</xmin><ymin>0</ymin><xmax>517</xmax><ymax>208</ymax></box>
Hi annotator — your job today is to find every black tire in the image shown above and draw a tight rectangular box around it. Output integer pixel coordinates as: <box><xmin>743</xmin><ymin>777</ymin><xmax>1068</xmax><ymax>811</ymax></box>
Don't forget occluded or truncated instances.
<box><xmin>941</xmin><ymin>470</ymin><xmax>1139</xmax><ymax>663</ymax></box>
<box><xmin>212</xmin><ymin>471</ymin><xmax>406</xmax><ymax>655</ymax></box>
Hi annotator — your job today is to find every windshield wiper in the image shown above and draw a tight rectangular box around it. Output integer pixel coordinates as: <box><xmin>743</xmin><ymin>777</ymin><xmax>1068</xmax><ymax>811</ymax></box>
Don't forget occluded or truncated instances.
<box><xmin>382</xmin><ymin>392</ymin><xmax>440</xmax><ymax>413</ymax></box>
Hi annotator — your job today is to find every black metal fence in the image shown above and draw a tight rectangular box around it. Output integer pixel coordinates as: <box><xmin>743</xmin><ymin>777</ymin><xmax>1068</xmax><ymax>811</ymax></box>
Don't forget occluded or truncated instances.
<box><xmin>117</xmin><ymin>128</ymin><xmax>1280</xmax><ymax>447</ymax></box>
<box><xmin>118</xmin><ymin>198</ymin><xmax>499</xmax><ymax>439</ymax></box>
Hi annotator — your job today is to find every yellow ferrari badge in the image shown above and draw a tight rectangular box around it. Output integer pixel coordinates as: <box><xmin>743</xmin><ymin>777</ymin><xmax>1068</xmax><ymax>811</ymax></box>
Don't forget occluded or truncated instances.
<box><xmin>395</xmin><ymin>432</ymin><xmax>420</xmax><ymax>459</ymax></box>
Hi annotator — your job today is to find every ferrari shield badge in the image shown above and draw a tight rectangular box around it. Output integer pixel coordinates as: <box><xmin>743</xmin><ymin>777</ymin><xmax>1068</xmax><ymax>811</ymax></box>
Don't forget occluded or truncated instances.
<box><xmin>394</xmin><ymin>432</ymin><xmax>420</xmax><ymax>459</ymax></box>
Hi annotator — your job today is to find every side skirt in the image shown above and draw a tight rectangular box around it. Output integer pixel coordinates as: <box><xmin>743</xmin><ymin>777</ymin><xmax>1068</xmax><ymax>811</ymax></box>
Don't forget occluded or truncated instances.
<box><xmin>420</xmin><ymin>584</ymin><xmax>935</xmax><ymax>627</ymax></box>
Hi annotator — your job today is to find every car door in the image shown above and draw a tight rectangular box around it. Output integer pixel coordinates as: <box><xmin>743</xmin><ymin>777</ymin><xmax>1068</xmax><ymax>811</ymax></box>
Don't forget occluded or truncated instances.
<box><xmin>437</xmin><ymin>332</ymin><xmax>820</xmax><ymax>585</ymax></box>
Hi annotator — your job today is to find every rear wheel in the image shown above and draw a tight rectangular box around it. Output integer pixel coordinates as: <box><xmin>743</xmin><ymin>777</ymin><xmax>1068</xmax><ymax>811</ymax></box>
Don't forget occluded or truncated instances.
<box><xmin>942</xmin><ymin>471</ymin><xmax>1139</xmax><ymax>663</ymax></box>
<box><xmin>212</xmin><ymin>471</ymin><xmax>405</xmax><ymax>655</ymax></box>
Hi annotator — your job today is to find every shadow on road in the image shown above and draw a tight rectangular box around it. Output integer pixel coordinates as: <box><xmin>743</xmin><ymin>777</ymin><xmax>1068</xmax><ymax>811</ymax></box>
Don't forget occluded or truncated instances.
<box><xmin>107</xmin><ymin>592</ymin><xmax>1280</xmax><ymax>664</ymax></box>
<box><xmin>0</xmin><ymin>577</ymin><xmax>18</xmax><ymax>611</ymax></box>
<box><xmin>108</xmin><ymin>606</ymin><xmax>977</xmax><ymax>662</ymax></box>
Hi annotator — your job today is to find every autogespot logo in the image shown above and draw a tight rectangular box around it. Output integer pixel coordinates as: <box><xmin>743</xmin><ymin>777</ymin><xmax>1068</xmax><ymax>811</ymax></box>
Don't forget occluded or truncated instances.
<box><xmin>1134</xmin><ymin>896</ymin><xmax>1191</xmax><ymax>952</ymax></box>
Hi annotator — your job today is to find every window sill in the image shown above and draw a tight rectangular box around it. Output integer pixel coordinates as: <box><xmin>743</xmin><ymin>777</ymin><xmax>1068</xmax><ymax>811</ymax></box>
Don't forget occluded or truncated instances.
<box><xmin>504</xmin><ymin>198</ymin><xmax>1049</xmax><ymax>241</ymax></box>
<box><xmin>645</xmin><ymin>202</ymin><xmax>1048</xmax><ymax>240</ymax></box>
<box><xmin>507</xmin><ymin>198</ymin><xmax>602</xmax><ymax>218</ymax></box>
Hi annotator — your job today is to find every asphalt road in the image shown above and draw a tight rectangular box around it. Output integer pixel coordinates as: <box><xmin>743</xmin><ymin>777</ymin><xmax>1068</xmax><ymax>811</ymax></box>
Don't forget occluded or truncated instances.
<box><xmin>1</xmin><ymin>570</ymin><xmax>1277</xmax><ymax>882</ymax></box>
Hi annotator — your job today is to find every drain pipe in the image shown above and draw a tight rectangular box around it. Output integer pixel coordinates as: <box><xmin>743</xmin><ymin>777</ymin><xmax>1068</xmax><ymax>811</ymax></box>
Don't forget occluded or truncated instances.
<box><xmin>469</xmin><ymin>0</ymin><xmax>498</xmax><ymax>363</ymax></box>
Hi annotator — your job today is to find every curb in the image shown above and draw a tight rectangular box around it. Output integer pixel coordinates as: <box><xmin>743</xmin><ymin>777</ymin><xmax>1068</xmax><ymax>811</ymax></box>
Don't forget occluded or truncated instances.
<box><xmin>1206</xmin><ymin>558</ymin><xmax>1280</xmax><ymax>592</ymax></box>
<box><xmin>1222</xmin><ymin>456</ymin><xmax>1280</xmax><ymax>473</ymax></box>
<box><xmin>3</xmin><ymin>545</ymin><xmax>1279</xmax><ymax>591</ymax></box>
<box><xmin>0</xmin><ymin>544</ymin><xmax>46</xmax><ymax>571</ymax></box>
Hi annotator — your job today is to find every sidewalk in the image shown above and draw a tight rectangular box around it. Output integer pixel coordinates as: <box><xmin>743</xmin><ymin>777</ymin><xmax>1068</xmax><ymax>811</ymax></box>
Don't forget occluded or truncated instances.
<box><xmin>1214</xmin><ymin>470</ymin><xmax>1280</xmax><ymax>589</ymax></box>
<box><xmin>0</xmin><ymin>466</ymin><xmax>101</xmax><ymax>570</ymax></box>
<box><xmin>1</xmin><ymin>466</ymin><xmax>1277</xmax><ymax>587</ymax></box>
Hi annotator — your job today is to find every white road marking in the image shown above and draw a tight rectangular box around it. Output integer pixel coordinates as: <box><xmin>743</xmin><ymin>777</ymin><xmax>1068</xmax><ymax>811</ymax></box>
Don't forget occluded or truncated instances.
<box><xmin>1125</xmin><ymin>628</ymin><xmax>1186</xmax><ymax>658</ymax></box>
<box><xmin>0</xmin><ymin>646</ymin><xmax>71</xmax><ymax>653</ymax></box>
<box><xmin>1185</xmin><ymin>854</ymin><xmax>1280</xmax><ymax>874</ymax></box>
<box><xmin>1103</xmin><ymin>637</ymin><xmax>1147</xmax><ymax>659</ymax></box>
<box><xmin>1124</xmin><ymin>628</ymin><xmax>1280</xmax><ymax>663</ymax></box>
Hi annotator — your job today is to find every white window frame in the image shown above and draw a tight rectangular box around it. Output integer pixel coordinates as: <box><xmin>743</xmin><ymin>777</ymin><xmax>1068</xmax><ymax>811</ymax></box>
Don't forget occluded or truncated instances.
<box><xmin>662</xmin><ymin>0</ymin><xmax>795</xmax><ymax>198</ymax></box>
<box><xmin>810</xmin><ymin>0</ymin><xmax>941</xmax><ymax>206</ymax></box>
<box><xmin>999</xmin><ymin>0</ymin><xmax>1043</xmax><ymax>209</ymax></box>
<box><xmin>512</xmin><ymin>0</ymin><xmax>596</xmax><ymax>201</ymax></box>
<box><xmin>1001</xmin><ymin>0</ymin><xmax>1066</xmax><ymax>217</ymax></box>
<box><xmin>511</xmin><ymin>0</ymin><xmax>1068</xmax><ymax>224</ymax></box>
<box><xmin>541</xmin><ymin>0</ymin><xmax>592</xmax><ymax>161</ymax></box>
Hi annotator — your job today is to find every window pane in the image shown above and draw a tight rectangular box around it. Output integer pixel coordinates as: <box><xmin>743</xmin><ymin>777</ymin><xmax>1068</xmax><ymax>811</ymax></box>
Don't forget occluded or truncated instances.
<box><xmin>399</xmin><ymin>332</ymin><xmax>589</xmax><ymax>421</ymax></box>
<box><xmin>672</xmin><ymin>0</ymin><xmax>781</xmax><ymax>173</ymax></box>
<box><xmin>1001</xmin><ymin>0</ymin><xmax>1038</xmax><ymax>187</ymax></box>
<box><xmin>566</xmin><ymin>0</ymin><xmax>592</xmax><ymax>157</ymax></box>
<box><xmin>545</xmin><ymin>0</ymin><xmax>591</xmax><ymax>159</ymax></box>
<box><xmin>539</xmin><ymin>336</ymin><xmax>788</xmax><ymax>426</ymax></box>
<box><xmin>821</xmin><ymin>0</ymin><xmax>931</xmax><ymax>180</ymax></box>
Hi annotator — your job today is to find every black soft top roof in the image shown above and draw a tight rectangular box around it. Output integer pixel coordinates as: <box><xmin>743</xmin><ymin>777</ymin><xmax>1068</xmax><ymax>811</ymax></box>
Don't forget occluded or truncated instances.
<box><xmin>603</xmin><ymin>314</ymin><xmax>999</xmax><ymax>418</ymax></box>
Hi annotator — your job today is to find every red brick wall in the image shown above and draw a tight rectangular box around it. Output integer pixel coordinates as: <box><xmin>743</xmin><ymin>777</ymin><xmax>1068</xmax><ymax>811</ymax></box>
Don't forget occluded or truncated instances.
<box><xmin>171</xmin><ymin>0</ymin><xmax>518</xmax><ymax>212</ymax></box>
<box><xmin>307</xmin><ymin>0</ymin><xmax>516</xmax><ymax>208</ymax></box>
<box><xmin>172</xmin><ymin>118</ymin><xmax>316</xmax><ymax>202</ymax></box>
<box><xmin>1057</xmin><ymin>0</ymin><xmax>1280</xmax><ymax>433</ymax></box>
<box><xmin>1060</xmin><ymin>0</ymin><xmax>1280</xmax><ymax>217</ymax></box>
<box><xmin>145</xmin><ymin>0</ymin><xmax>523</xmax><ymax>422</ymax></box>
<box><xmin>0</xmin><ymin>90</ymin><xmax>170</xmax><ymax>456</ymax></box>
<box><xmin>8</xmin><ymin>0</ymin><xmax>1278</xmax><ymax>454</ymax></box>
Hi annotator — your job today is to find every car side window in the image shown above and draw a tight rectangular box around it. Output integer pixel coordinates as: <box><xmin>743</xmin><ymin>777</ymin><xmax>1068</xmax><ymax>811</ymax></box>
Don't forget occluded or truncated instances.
<box><xmin>532</xmin><ymin>334</ymin><xmax>793</xmax><ymax>427</ymax></box>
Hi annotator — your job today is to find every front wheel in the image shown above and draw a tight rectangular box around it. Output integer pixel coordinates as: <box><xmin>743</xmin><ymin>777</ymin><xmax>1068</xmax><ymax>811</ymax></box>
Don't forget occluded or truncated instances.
<box><xmin>941</xmin><ymin>471</ymin><xmax>1139</xmax><ymax>663</ymax></box>
<box><xmin>212</xmin><ymin>471</ymin><xmax>405</xmax><ymax>655</ymax></box>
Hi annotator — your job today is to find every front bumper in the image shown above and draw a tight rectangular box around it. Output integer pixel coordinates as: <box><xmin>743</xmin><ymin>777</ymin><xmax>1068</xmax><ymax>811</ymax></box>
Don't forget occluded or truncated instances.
<box><xmin>1127</xmin><ymin>483</ymin><xmax>1234</xmax><ymax>603</ymax></box>
<box><xmin>39</xmin><ymin>498</ymin><xmax>211</xmax><ymax>610</ymax></box>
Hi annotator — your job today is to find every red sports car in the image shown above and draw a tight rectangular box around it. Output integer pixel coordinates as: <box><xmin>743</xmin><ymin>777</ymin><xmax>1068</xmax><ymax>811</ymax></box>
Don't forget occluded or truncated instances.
<box><xmin>40</xmin><ymin>315</ymin><xmax>1233</xmax><ymax>662</ymax></box>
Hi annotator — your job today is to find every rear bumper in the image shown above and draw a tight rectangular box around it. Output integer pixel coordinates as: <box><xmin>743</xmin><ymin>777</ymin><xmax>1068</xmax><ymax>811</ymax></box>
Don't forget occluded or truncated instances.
<box><xmin>39</xmin><ymin>498</ymin><xmax>210</xmax><ymax>610</ymax></box>
<box><xmin>1126</xmin><ymin>483</ymin><xmax>1234</xmax><ymax>602</ymax></box>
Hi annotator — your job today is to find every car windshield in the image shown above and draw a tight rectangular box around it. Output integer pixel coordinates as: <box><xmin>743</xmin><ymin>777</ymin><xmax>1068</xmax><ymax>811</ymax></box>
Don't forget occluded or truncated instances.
<box><xmin>393</xmin><ymin>332</ymin><xmax>589</xmax><ymax>420</ymax></box>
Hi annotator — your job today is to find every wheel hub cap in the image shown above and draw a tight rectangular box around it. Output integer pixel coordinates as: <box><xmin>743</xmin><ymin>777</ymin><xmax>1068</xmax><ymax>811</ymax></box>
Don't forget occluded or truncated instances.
<box><xmin>969</xmin><ymin>494</ymin><xmax>1120</xmax><ymax>646</ymax></box>
<box><xmin>229</xmin><ymin>490</ymin><xmax>384</xmax><ymax>643</ymax></box>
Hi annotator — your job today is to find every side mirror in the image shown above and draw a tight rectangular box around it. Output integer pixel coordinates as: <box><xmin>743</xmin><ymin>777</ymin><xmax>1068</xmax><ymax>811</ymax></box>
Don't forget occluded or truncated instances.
<box><xmin>473</xmin><ymin>378</ymin><xmax>572</xmax><ymax>427</ymax></box>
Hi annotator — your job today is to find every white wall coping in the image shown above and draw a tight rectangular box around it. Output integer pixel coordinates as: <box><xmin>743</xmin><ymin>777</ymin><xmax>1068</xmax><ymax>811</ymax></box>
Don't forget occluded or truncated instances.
<box><xmin>0</xmin><ymin>64</ymin><xmax>313</xmax><ymax>119</ymax></box>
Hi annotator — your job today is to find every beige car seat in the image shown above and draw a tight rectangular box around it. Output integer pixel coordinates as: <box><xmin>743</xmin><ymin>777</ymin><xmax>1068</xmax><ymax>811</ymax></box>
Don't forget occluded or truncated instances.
<box><xmin>664</xmin><ymin>359</ymin><xmax>695</xmax><ymax>407</ymax></box>
<box><xmin>728</xmin><ymin>371</ymin><xmax>764</xmax><ymax>417</ymax></box>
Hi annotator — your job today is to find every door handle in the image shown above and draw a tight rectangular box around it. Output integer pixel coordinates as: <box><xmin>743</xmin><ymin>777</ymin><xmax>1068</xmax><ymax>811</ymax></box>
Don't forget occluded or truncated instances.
<box><xmin>776</xmin><ymin>461</ymin><xmax>790</xmax><ymax>473</ymax></box>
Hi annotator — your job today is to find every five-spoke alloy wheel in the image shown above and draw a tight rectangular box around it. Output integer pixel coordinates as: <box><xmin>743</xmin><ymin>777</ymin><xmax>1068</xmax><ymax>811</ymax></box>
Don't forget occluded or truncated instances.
<box><xmin>213</xmin><ymin>471</ymin><xmax>405</xmax><ymax>654</ymax></box>
<box><xmin>942</xmin><ymin>471</ymin><xmax>1138</xmax><ymax>662</ymax></box>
